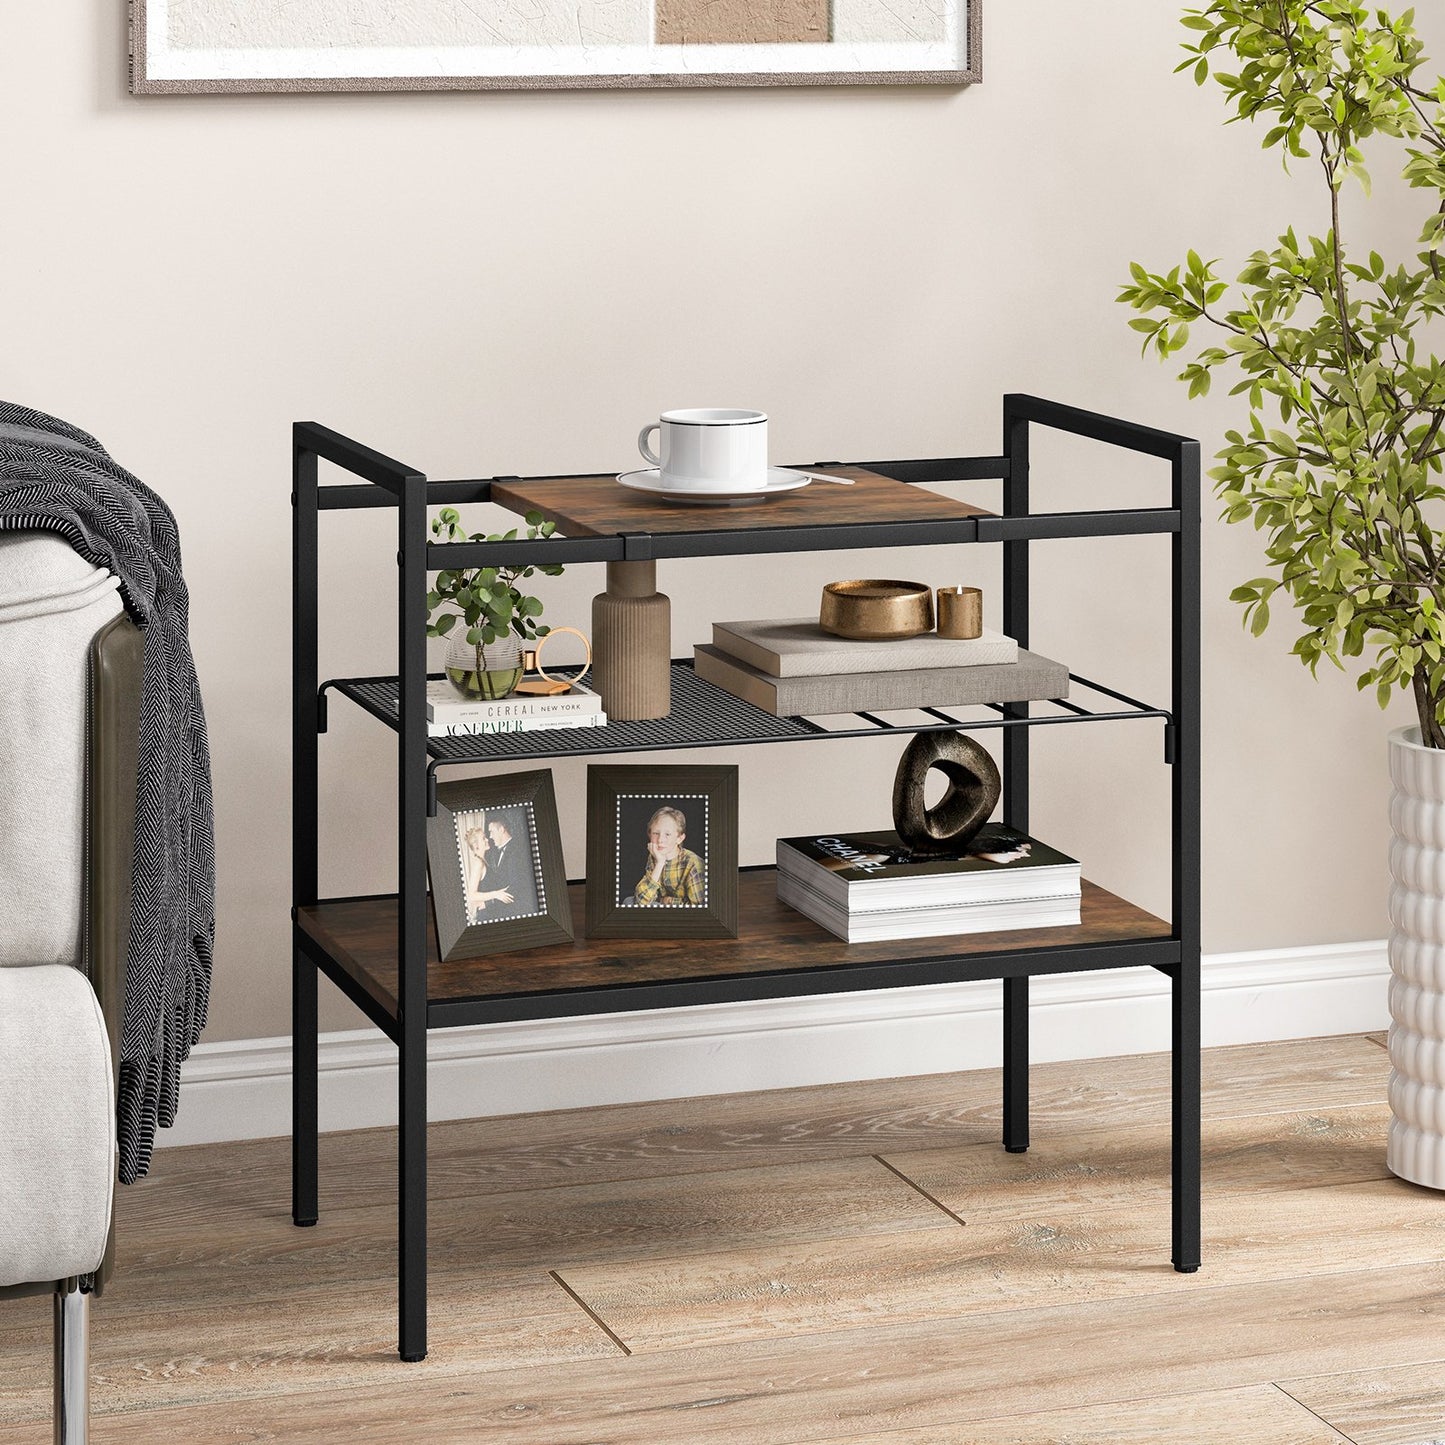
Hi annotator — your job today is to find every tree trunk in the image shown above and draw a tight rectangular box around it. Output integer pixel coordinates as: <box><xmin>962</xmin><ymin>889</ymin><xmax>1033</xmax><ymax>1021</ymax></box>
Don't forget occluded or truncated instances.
<box><xmin>1413</xmin><ymin>669</ymin><xmax>1445</xmax><ymax>748</ymax></box>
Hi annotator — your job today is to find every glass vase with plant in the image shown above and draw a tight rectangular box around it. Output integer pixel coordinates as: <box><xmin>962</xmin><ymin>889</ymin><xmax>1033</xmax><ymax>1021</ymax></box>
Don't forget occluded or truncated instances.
<box><xmin>426</xmin><ymin>507</ymin><xmax>564</xmax><ymax>699</ymax></box>
<box><xmin>1119</xmin><ymin>0</ymin><xmax>1445</xmax><ymax>743</ymax></box>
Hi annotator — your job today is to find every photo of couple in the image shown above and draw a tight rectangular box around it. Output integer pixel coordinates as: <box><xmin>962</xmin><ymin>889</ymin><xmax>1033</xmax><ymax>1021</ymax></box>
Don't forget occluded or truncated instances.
<box><xmin>457</xmin><ymin>804</ymin><xmax>541</xmax><ymax>926</ymax></box>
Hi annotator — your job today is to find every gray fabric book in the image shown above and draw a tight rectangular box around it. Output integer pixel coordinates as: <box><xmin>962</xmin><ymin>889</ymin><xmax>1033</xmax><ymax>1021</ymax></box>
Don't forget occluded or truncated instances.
<box><xmin>693</xmin><ymin>644</ymin><xmax>1070</xmax><ymax>717</ymax></box>
<box><xmin>712</xmin><ymin>618</ymin><xmax>1018</xmax><ymax>677</ymax></box>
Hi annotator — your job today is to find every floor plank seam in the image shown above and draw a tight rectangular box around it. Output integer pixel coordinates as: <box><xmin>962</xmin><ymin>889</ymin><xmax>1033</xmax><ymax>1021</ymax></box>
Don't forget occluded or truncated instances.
<box><xmin>871</xmin><ymin>1155</ymin><xmax>969</xmax><ymax>1227</ymax></box>
<box><xmin>1271</xmin><ymin>1382</ymin><xmax>1361</xmax><ymax>1443</ymax></box>
<box><xmin>548</xmin><ymin>1270</ymin><xmax>632</xmax><ymax>1356</ymax></box>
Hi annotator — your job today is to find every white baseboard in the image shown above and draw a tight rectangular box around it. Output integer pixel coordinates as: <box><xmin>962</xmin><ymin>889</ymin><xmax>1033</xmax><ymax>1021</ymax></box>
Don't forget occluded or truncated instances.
<box><xmin>160</xmin><ymin>939</ymin><xmax>1391</xmax><ymax>1149</ymax></box>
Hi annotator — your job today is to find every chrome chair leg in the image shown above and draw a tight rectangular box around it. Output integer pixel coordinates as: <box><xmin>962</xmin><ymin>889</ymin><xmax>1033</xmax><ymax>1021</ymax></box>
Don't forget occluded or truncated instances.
<box><xmin>53</xmin><ymin>1281</ymin><xmax>89</xmax><ymax>1445</ymax></box>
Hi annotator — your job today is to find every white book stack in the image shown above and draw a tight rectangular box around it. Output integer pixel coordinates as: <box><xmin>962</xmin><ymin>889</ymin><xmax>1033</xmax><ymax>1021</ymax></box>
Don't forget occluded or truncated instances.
<box><xmin>390</xmin><ymin>678</ymin><xmax>607</xmax><ymax>737</ymax></box>
<box><xmin>775</xmin><ymin>824</ymin><xmax>1081</xmax><ymax>943</ymax></box>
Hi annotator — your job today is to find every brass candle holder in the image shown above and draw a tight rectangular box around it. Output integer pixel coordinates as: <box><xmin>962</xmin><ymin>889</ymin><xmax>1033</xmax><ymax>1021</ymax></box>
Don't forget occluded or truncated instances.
<box><xmin>936</xmin><ymin>586</ymin><xmax>983</xmax><ymax>640</ymax></box>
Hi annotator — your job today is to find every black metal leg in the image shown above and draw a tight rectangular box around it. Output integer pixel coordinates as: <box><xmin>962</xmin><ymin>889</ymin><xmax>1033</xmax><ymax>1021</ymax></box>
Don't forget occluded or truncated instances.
<box><xmin>292</xmin><ymin>432</ymin><xmax>320</xmax><ymax>1230</ymax></box>
<box><xmin>1172</xmin><ymin>954</ymin><xmax>1202</xmax><ymax>1271</ymax></box>
<box><xmin>1003</xmin><ymin>976</ymin><xmax>1029</xmax><ymax>1152</ymax></box>
<box><xmin>1002</xmin><ymin>402</ymin><xmax>1032</xmax><ymax>1156</ymax></box>
<box><xmin>397</xmin><ymin>469</ymin><xmax>430</xmax><ymax>1362</ymax></box>
<box><xmin>398</xmin><ymin>1020</ymin><xmax>428</xmax><ymax>1359</ymax></box>
<box><xmin>291</xmin><ymin>942</ymin><xmax>319</xmax><ymax>1227</ymax></box>
<box><xmin>1171</xmin><ymin>438</ymin><xmax>1202</xmax><ymax>1273</ymax></box>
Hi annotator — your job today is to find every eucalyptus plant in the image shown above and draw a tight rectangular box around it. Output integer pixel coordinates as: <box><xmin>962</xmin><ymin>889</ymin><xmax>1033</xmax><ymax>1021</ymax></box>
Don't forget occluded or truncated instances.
<box><xmin>1119</xmin><ymin>1</ymin><xmax>1445</xmax><ymax>744</ymax></box>
<box><xmin>425</xmin><ymin>507</ymin><xmax>564</xmax><ymax>682</ymax></box>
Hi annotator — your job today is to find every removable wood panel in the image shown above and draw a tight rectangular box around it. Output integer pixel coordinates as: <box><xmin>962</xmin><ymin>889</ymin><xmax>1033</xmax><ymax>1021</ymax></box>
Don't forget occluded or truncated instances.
<box><xmin>1279</xmin><ymin>1359</ymin><xmax>1445</xmax><ymax>1445</ymax></box>
<box><xmin>806</xmin><ymin>1387</ymin><xmax>1352</xmax><ymax>1445</ymax></box>
<box><xmin>0</xmin><ymin>1036</ymin><xmax>1411</xmax><ymax>1441</ymax></box>
<box><xmin>557</xmin><ymin>1175</ymin><xmax>1434</xmax><ymax>1353</ymax></box>
<box><xmin>883</xmin><ymin>1104</ymin><xmax>1392</xmax><ymax>1222</ymax></box>
<box><xmin>29</xmin><ymin>1266</ymin><xmax>1445</xmax><ymax>1442</ymax></box>
<box><xmin>296</xmin><ymin>873</ymin><xmax>1171</xmax><ymax>1021</ymax></box>
<box><xmin>491</xmin><ymin>466</ymin><xmax>992</xmax><ymax>538</ymax></box>
<box><xmin>124</xmin><ymin>1037</ymin><xmax>1389</xmax><ymax>1224</ymax></box>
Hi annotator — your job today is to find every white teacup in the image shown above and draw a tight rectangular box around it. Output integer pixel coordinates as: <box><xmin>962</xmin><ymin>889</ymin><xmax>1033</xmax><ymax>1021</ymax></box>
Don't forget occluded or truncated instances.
<box><xmin>638</xmin><ymin>408</ymin><xmax>768</xmax><ymax>492</ymax></box>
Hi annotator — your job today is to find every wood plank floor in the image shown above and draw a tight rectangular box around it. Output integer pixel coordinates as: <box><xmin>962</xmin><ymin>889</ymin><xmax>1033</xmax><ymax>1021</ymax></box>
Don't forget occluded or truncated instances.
<box><xmin>2</xmin><ymin>1034</ymin><xmax>1442</xmax><ymax>1443</ymax></box>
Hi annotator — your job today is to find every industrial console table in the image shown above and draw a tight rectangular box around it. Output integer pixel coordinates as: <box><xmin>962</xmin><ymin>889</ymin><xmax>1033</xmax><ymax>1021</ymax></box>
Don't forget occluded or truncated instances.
<box><xmin>291</xmin><ymin>394</ymin><xmax>1201</xmax><ymax>1361</ymax></box>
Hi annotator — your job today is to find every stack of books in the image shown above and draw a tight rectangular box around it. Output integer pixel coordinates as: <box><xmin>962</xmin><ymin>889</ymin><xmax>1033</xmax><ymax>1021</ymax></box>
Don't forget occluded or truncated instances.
<box><xmin>775</xmin><ymin>824</ymin><xmax>1081</xmax><ymax>942</ymax></box>
<box><xmin>693</xmin><ymin>618</ymin><xmax>1068</xmax><ymax>716</ymax></box>
<box><xmin>391</xmin><ymin>678</ymin><xmax>606</xmax><ymax>737</ymax></box>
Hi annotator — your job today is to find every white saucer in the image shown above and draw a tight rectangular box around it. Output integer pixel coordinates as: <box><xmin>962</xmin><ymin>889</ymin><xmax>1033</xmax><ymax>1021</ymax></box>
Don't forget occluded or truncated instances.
<box><xmin>616</xmin><ymin>467</ymin><xmax>811</xmax><ymax>506</ymax></box>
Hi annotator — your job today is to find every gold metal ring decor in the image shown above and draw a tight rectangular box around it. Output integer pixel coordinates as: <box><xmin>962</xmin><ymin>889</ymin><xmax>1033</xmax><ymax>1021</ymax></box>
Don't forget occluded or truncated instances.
<box><xmin>819</xmin><ymin>579</ymin><xmax>934</xmax><ymax>640</ymax></box>
<box><xmin>514</xmin><ymin>626</ymin><xmax>593</xmax><ymax>697</ymax></box>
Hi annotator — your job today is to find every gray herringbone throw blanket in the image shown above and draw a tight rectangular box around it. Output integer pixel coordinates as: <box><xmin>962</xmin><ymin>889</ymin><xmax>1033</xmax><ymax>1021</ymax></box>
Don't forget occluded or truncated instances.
<box><xmin>0</xmin><ymin>402</ymin><xmax>214</xmax><ymax>1183</ymax></box>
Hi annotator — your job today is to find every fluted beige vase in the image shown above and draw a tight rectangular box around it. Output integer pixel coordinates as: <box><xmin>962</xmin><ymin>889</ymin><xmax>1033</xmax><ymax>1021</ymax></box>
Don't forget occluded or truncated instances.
<box><xmin>1388</xmin><ymin>725</ymin><xmax>1445</xmax><ymax>1189</ymax></box>
<box><xmin>591</xmin><ymin>560</ymin><xmax>670</xmax><ymax>721</ymax></box>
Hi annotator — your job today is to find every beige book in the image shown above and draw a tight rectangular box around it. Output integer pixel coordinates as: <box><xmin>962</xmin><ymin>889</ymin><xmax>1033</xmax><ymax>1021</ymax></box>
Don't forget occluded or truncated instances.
<box><xmin>713</xmin><ymin>618</ymin><xmax>1018</xmax><ymax>678</ymax></box>
<box><xmin>693</xmin><ymin>644</ymin><xmax>1069</xmax><ymax>718</ymax></box>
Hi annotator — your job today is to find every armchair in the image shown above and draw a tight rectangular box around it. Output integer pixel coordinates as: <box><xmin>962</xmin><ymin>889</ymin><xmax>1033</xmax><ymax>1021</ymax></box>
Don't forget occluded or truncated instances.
<box><xmin>0</xmin><ymin>534</ymin><xmax>142</xmax><ymax>1445</ymax></box>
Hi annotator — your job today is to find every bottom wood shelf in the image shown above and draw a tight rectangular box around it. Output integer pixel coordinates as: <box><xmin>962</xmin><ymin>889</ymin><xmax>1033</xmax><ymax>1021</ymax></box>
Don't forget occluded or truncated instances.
<box><xmin>296</xmin><ymin>871</ymin><xmax>1173</xmax><ymax>1029</ymax></box>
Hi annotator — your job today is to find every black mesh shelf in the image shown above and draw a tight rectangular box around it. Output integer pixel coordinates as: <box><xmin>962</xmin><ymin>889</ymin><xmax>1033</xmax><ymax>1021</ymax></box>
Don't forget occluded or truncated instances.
<box><xmin>325</xmin><ymin>660</ymin><xmax>1170</xmax><ymax>767</ymax></box>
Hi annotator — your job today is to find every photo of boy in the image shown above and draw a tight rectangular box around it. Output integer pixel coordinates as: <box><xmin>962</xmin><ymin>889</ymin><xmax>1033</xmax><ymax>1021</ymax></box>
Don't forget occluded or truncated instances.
<box><xmin>630</xmin><ymin>804</ymin><xmax>705</xmax><ymax>907</ymax></box>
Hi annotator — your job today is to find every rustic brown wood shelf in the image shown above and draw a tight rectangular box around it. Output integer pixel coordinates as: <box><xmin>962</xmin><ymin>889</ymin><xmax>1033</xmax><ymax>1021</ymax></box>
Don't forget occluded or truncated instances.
<box><xmin>291</xmin><ymin>396</ymin><xmax>1202</xmax><ymax>1362</ymax></box>
<box><xmin>297</xmin><ymin>874</ymin><xmax>1175</xmax><ymax>1032</ymax></box>
<box><xmin>491</xmin><ymin>464</ymin><xmax>990</xmax><ymax>538</ymax></box>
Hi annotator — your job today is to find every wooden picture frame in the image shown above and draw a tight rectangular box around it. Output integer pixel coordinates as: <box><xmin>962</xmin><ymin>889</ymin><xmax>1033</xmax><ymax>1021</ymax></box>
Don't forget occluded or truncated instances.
<box><xmin>129</xmin><ymin>0</ymin><xmax>979</xmax><ymax>93</ymax></box>
<box><xmin>427</xmin><ymin>770</ymin><xmax>573</xmax><ymax>961</ymax></box>
<box><xmin>585</xmin><ymin>764</ymin><xmax>738</xmax><ymax>939</ymax></box>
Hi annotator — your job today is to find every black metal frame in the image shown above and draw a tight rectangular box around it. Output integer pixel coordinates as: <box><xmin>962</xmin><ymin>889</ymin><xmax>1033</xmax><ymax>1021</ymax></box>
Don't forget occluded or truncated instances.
<box><xmin>291</xmin><ymin>394</ymin><xmax>1202</xmax><ymax>1362</ymax></box>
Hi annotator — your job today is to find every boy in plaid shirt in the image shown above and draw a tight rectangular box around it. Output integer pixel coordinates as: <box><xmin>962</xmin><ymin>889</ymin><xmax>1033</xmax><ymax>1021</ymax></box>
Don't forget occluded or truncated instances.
<box><xmin>632</xmin><ymin>805</ymin><xmax>704</xmax><ymax>906</ymax></box>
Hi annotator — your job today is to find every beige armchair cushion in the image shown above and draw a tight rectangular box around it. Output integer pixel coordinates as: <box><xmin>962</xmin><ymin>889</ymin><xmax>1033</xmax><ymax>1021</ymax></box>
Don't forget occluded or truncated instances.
<box><xmin>0</xmin><ymin>964</ymin><xmax>115</xmax><ymax>1286</ymax></box>
<box><xmin>0</xmin><ymin>533</ymin><xmax>121</xmax><ymax>968</ymax></box>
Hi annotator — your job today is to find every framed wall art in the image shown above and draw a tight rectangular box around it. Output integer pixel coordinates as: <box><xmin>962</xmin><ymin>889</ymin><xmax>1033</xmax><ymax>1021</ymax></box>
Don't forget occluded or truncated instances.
<box><xmin>585</xmin><ymin>763</ymin><xmax>738</xmax><ymax>939</ymax></box>
<box><xmin>426</xmin><ymin>770</ymin><xmax>574</xmax><ymax>961</ymax></box>
<box><xmin>130</xmin><ymin>0</ymin><xmax>980</xmax><ymax>93</ymax></box>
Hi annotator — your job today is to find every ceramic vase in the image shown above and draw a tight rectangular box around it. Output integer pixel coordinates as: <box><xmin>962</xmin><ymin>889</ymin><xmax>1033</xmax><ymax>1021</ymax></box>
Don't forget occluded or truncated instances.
<box><xmin>591</xmin><ymin>560</ymin><xmax>670</xmax><ymax>721</ymax></box>
<box><xmin>1388</xmin><ymin>724</ymin><xmax>1445</xmax><ymax>1189</ymax></box>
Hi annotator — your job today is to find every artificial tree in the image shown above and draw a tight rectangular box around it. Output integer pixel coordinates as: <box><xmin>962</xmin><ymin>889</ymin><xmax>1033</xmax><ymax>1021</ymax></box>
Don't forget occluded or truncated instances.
<box><xmin>1120</xmin><ymin>0</ymin><xmax>1445</xmax><ymax>744</ymax></box>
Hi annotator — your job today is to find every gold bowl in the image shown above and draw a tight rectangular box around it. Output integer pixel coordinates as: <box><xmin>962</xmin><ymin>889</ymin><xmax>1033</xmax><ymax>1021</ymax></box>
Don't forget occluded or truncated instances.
<box><xmin>820</xmin><ymin>579</ymin><xmax>935</xmax><ymax>640</ymax></box>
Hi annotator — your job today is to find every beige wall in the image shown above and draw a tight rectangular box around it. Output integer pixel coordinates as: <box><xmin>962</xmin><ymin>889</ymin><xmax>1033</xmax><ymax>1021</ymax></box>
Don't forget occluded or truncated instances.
<box><xmin>3</xmin><ymin>1</ymin><xmax>1434</xmax><ymax>1043</ymax></box>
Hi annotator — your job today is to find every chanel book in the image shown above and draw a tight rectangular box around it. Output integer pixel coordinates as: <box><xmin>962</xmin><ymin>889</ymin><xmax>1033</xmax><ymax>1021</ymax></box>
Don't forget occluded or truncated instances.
<box><xmin>776</xmin><ymin>825</ymin><xmax>1080</xmax><ymax>910</ymax></box>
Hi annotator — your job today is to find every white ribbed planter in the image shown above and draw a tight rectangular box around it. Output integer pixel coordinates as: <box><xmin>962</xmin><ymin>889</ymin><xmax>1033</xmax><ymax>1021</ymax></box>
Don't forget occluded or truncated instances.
<box><xmin>1388</xmin><ymin>725</ymin><xmax>1445</xmax><ymax>1189</ymax></box>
